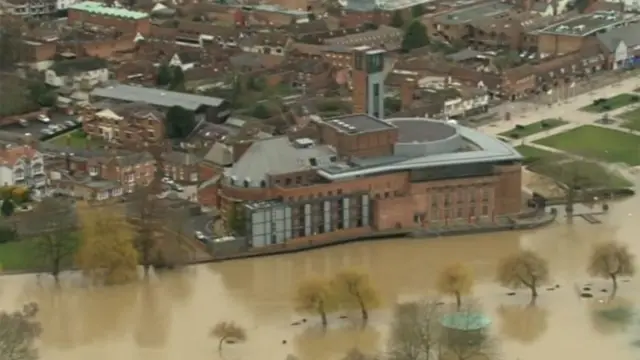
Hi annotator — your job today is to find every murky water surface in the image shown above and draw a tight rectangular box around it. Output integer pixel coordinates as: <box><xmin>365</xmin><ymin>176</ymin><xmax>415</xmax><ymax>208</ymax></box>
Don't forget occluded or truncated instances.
<box><xmin>2</xmin><ymin>195</ymin><xmax>640</xmax><ymax>360</ymax></box>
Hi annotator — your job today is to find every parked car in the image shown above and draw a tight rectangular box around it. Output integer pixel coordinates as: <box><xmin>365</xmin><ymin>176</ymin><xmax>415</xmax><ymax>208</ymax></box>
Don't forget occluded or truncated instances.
<box><xmin>40</xmin><ymin>128</ymin><xmax>53</xmax><ymax>135</ymax></box>
<box><xmin>194</xmin><ymin>231</ymin><xmax>207</xmax><ymax>242</ymax></box>
<box><xmin>37</xmin><ymin>114</ymin><xmax>51</xmax><ymax>123</ymax></box>
<box><xmin>162</xmin><ymin>177</ymin><xmax>174</xmax><ymax>185</ymax></box>
<box><xmin>18</xmin><ymin>118</ymin><xmax>28</xmax><ymax>127</ymax></box>
<box><xmin>48</xmin><ymin>124</ymin><xmax>61</xmax><ymax>132</ymax></box>
<box><xmin>171</xmin><ymin>184</ymin><xmax>184</xmax><ymax>192</ymax></box>
<box><xmin>64</xmin><ymin>120</ymin><xmax>76</xmax><ymax>127</ymax></box>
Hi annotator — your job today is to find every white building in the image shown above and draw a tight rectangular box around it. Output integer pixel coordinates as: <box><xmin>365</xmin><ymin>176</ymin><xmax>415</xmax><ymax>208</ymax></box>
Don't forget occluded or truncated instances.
<box><xmin>45</xmin><ymin>57</ymin><xmax>109</xmax><ymax>89</ymax></box>
<box><xmin>0</xmin><ymin>0</ymin><xmax>56</xmax><ymax>17</ymax></box>
<box><xmin>0</xmin><ymin>145</ymin><xmax>47</xmax><ymax>195</ymax></box>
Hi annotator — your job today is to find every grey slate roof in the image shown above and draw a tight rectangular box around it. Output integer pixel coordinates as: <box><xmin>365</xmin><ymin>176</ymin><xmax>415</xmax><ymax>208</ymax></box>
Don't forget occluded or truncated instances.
<box><xmin>91</xmin><ymin>84</ymin><xmax>226</xmax><ymax>110</ymax></box>
<box><xmin>224</xmin><ymin>137</ymin><xmax>335</xmax><ymax>187</ymax></box>
<box><xmin>203</xmin><ymin>142</ymin><xmax>233</xmax><ymax>166</ymax></box>
<box><xmin>596</xmin><ymin>22</ymin><xmax>640</xmax><ymax>52</ymax></box>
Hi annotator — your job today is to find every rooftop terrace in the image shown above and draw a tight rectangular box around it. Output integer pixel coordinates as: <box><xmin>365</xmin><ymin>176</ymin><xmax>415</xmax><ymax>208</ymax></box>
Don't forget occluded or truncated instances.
<box><xmin>69</xmin><ymin>1</ymin><xmax>148</xmax><ymax>20</ymax></box>
<box><xmin>434</xmin><ymin>2</ymin><xmax>513</xmax><ymax>25</ymax></box>
<box><xmin>535</xmin><ymin>11</ymin><xmax>628</xmax><ymax>37</ymax></box>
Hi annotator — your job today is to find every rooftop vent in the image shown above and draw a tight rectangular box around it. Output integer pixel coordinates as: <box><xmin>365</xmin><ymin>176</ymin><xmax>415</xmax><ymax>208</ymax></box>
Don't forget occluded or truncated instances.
<box><xmin>293</xmin><ymin>137</ymin><xmax>315</xmax><ymax>148</ymax></box>
<box><xmin>309</xmin><ymin>157</ymin><xmax>318</xmax><ymax>166</ymax></box>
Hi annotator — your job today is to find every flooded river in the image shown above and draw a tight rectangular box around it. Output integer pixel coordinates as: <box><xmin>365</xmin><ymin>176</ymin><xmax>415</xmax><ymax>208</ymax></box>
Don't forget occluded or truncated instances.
<box><xmin>2</xmin><ymin>194</ymin><xmax>640</xmax><ymax>360</ymax></box>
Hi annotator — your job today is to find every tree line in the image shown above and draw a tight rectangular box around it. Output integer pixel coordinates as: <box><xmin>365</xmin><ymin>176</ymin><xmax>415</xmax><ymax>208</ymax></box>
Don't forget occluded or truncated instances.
<box><xmin>0</xmin><ymin>189</ymin><xmax>193</xmax><ymax>285</ymax></box>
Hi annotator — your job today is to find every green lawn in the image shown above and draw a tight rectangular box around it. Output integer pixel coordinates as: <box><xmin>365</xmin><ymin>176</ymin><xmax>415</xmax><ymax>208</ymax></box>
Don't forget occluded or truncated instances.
<box><xmin>48</xmin><ymin>130</ymin><xmax>103</xmax><ymax>149</ymax></box>
<box><xmin>499</xmin><ymin>119</ymin><xmax>568</xmax><ymax>139</ymax></box>
<box><xmin>515</xmin><ymin>145</ymin><xmax>562</xmax><ymax>163</ymax></box>
<box><xmin>580</xmin><ymin>93</ymin><xmax>640</xmax><ymax>113</ymax></box>
<box><xmin>0</xmin><ymin>241</ymin><xmax>41</xmax><ymax>271</ymax></box>
<box><xmin>0</xmin><ymin>233</ymin><xmax>79</xmax><ymax>272</ymax></box>
<box><xmin>618</xmin><ymin>107</ymin><xmax>640</xmax><ymax>131</ymax></box>
<box><xmin>529</xmin><ymin>159</ymin><xmax>632</xmax><ymax>189</ymax></box>
<box><xmin>534</xmin><ymin>125</ymin><xmax>640</xmax><ymax>165</ymax></box>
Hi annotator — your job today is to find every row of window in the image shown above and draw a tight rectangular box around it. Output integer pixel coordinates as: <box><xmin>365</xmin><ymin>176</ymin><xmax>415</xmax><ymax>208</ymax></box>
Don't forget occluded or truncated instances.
<box><xmin>414</xmin><ymin>204</ymin><xmax>490</xmax><ymax>222</ymax></box>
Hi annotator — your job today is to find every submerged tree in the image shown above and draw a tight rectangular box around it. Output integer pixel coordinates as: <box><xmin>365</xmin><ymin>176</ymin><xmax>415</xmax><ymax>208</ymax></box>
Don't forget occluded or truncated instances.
<box><xmin>496</xmin><ymin>250</ymin><xmax>549</xmax><ymax>303</ymax></box>
<box><xmin>387</xmin><ymin>300</ymin><xmax>442</xmax><ymax>360</ymax></box>
<box><xmin>294</xmin><ymin>277</ymin><xmax>338</xmax><ymax>328</ymax></box>
<box><xmin>31</xmin><ymin>198</ymin><xmax>78</xmax><ymax>283</ymax></box>
<box><xmin>588</xmin><ymin>241</ymin><xmax>635</xmax><ymax>297</ymax></box>
<box><xmin>332</xmin><ymin>269</ymin><xmax>380</xmax><ymax>322</ymax></box>
<box><xmin>210</xmin><ymin>321</ymin><xmax>247</xmax><ymax>353</ymax></box>
<box><xmin>436</xmin><ymin>263</ymin><xmax>474</xmax><ymax>311</ymax></box>
<box><xmin>75</xmin><ymin>201</ymin><xmax>139</xmax><ymax>285</ymax></box>
<box><xmin>0</xmin><ymin>302</ymin><xmax>43</xmax><ymax>360</ymax></box>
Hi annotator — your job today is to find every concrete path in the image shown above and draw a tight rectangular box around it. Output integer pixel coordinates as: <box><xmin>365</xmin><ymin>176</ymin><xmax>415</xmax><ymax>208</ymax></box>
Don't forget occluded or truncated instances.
<box><xmin>480</xmin><ymin>75</ymin><xmax>640</xmax><ymax>184</ymax></box>
<box><xmin>480</xmin><ymin>76</ymin><xmax>640</xmax><ymax>135</ymax></box>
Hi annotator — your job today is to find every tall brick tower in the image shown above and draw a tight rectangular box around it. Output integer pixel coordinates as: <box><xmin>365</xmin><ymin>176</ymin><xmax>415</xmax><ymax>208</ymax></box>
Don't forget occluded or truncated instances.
<box><xmin>351</xmin><ymin>46</ymin><xmax>386</xmax><ymax>119</ymax></box>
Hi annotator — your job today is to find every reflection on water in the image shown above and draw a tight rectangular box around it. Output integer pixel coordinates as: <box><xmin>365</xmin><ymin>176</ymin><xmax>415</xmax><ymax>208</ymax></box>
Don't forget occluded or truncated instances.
<box><xmin>497</xmin><ymin>304</ymin><xmax>548</xmax><ymax>343</ymax></box>
<box><xmin>589</xmin><ymin>297</ymin><xmax>635</xmax><ymax>335</ymax></box>
<box><xmin>1</xmin><ymin>195</ymin><xmax>640</xmax><ymax>360</ymax></box>
<box><xmin>294</xmin><ymin>324</ymin><xmax>381</xmax><ymax>360</ymax></box>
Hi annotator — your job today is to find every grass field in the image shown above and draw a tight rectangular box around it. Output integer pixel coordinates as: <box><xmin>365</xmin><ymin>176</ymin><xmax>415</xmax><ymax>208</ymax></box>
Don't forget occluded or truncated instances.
<box><xmin>48</xmin><ymin>130</ymin><xmax>104</xmax><ymax>149</ymax></box>
<box><xmin>529</xmin><ymin>159</ymin><xmax>632</xmax><ymax>188</ymax></box>
<box><xmin>534</xmin><ymin>125</ymin><xmax>640</xmax><ymax>165</ymax></box>
<box><xmin>0</xmin><ymin>233</ymin><xmax>79</xmax><ymax>272</ymax></box>
<box><xmin>0</xmin><ymin>241</ymin><xmax>41</xmax><ymax>271</ymax></box>
<box><xmin>580</xmin><ymin>93</ymin><xmax>639</xmax><ymax>113</ymax></box>
<box><xmin>516</xmin><ymin>145</ymin><xmax>632</xmax><ymax>188</ymax></box>
<box><xmin>618</xmin><ymin>107</ymin><xmax>640</xmax><ymax>131</ymax></box>
<box><xmin>499</xmin><ymin>119</ymin><xmax>568</xmax><ymax>139</ymax></box>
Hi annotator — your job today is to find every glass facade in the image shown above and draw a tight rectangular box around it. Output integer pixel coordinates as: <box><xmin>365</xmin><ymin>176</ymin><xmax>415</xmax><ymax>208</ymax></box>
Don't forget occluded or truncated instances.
<box><xmin>409</xmin><ymin>163</ymin><xmax>495</xmax><ymax>182</ymax></box>
<box><xmin>245</xmin><ymin>194</ymin><xmax>371</xmax><ymax>248</ymax></box>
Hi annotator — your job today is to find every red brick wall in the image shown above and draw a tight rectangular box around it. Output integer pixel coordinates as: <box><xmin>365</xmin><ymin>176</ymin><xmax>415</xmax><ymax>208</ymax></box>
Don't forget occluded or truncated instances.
<box><xmin>68</xmin><ymin>9</ymin><xmax>151</xmax><ymax>35</ymax></box>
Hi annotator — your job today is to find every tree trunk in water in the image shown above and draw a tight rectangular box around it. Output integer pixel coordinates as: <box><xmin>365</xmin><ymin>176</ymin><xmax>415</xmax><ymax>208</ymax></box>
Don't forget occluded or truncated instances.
<box><xmin>455</xmin><ymin>292</ymin><xmax>461</xmax><ymax>311</ymax></box>
<box><xmin>218</xmin><ymin>337</ymin><xmax>225</xmax><ymax>352</ymax></box>
<box><xmin>611</xmin><ymin>273</ymin><xmax>618</xmax><ymax>298</ymax></box>
<box><xmin>320</xmin><ymin>309</ymin><xmax>328</xmax><ymax>328</ymax></box>
<box><xmin>530</xmin><ymin>285</ymin><xmax>538</xmax><ymax>304</ymax></box>
<box><xmin>358</xmin><ymin>298</ymin><xmax>368</xmax><ymax>322</ymax></box>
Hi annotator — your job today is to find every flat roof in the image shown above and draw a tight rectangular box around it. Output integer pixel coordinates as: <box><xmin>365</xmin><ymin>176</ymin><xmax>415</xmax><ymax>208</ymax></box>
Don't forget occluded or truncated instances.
<box><xmin>326</xmin><ymin>114</ymin><xmax>396</xmax><ymax>134</ymax></box>
<box><xmin>394</xmin><ymin>119</ymin><xmax>457</xmax><ymax>142</ymax></box>
<box><xmin>91</xmin><ymin>84</ymin><xmax>226</xmax><ymax>111</ymax></box>
<box><xmin>69</xmin><ymin>1</ymin><xmax>148</xmax><ymax>19</ymax></box>
<box><xmin>434</xmin><ymin>2</ymin><xmax>512</xmax><ymax>25</ymax></box>
<box><xmin>535</xmin><ymin>11</ymin><xmax>627</xmax><ymax>37</ymax></box>
<box><xmin>317</xmin><ymin>117</ymin><xmax>522</xmax><ymax>180</ymax></box>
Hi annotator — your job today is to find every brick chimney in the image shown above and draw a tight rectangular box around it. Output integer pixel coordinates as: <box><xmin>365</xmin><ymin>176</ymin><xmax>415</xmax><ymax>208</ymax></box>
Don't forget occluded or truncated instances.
<box><xmin>232</xmin><ymin>140</ymin><xmax>253</xmax><ymax>162</ymax></box>
<box><xmin>400</xmin><ymin>78</ymin><xmax>417</xmax><ymax>111</ymax></box>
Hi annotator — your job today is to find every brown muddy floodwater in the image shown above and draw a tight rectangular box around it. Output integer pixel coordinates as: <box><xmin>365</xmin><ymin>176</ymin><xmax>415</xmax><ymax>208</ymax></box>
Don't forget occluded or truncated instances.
<box><xmin>2</xmin><ymin>195</ymin><xmax>640</xmax><ymax>360</ymax></box>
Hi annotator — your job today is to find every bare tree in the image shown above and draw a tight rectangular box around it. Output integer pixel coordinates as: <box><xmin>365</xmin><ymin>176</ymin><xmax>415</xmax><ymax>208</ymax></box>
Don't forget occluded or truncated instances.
<box><xmin>31</xmin><ymin>198</ymin><xmax>78</xmax><ymax>283</ymax></box>
<box><xmin>387</xmin><ymin>300</ymin><xmax>442</xmax><ymax>360</ymax></box>
<box><xmin>588</xmin><ymin>241</ymin><xmax>635</xmax><ymax>297</ymax></box>
<box><xmin>0</xmin><ymin>303</ymin><xmax>43</xmax><ymax>360</ymax></box>
<box><xmin>439</xmin><ymin>304</ymin><xmax>498</xmax><ymax>360</ymax></box>
<box><xmin>496</xmin><ymin>250</ymin><xmax>550</xmax><ymax>304</ymax></box>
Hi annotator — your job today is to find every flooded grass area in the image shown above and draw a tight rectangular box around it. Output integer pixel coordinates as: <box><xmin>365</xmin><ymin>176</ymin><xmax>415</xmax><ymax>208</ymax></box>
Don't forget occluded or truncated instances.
<box><xmin>534</xmin><ymin>125</ymin><xmax>640</xmax><ymax>166</ymax></box>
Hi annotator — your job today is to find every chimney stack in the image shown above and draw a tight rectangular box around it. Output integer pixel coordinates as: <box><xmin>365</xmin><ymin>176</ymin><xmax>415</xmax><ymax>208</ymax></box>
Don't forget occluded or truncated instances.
<box><xmin>400</xmin><ymin>78</ymin><xmax>417</xmax><ymax>111</ymax></box>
